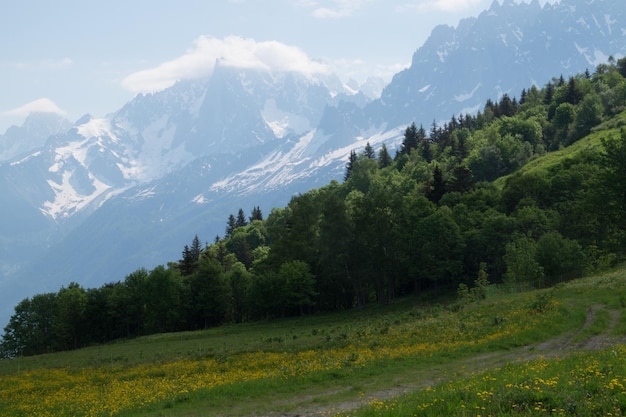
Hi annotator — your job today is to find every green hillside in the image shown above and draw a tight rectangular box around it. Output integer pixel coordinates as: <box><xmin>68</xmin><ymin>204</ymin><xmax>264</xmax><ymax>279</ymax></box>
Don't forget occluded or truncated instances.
<box><xmin>1</xmin><ymin>267</ymin><xmax>625</xmax><ymax>416</ymax></box>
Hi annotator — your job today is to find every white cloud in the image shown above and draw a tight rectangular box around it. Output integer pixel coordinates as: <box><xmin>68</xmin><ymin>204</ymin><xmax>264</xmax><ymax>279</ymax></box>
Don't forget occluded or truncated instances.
<box><xmin>331</xmin><ymin>58</ymin><xmax>408</xmax><ymax>83</ymax></box>
<box><xmin>401</xmin><ymin>0</ymin><xmax>485</xmax><ymax>12</ymax></box>
<box><xmin>4</xmin><ymin>98</ymin><xmax>66</xmax><ymax>117</ymax></box>
<box><xmin>310</xmin><ymin>0</ymin><xmax>369</xmax><ymax>18</ymax></box>
<box><xmin>43</xmin><ymin>57</ymin><xmax>74</xmax><ymax>69</ymax></box>
<box><xmin>4</xmin><ymin>57</ymin><xmax>74</xmax><ymax>71</ymax></box>
<box><xmin>122</xmin><ymin>36</ymin><xmax>332</xmax><ymax>94</ymax></box>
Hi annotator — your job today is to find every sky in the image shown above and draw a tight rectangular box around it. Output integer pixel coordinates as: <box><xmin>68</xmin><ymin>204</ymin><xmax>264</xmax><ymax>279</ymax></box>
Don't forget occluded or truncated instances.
<box><xmin>0</xmin><ymin>0</ymin><xmax>553</xmax><ymax>133</ymax></box>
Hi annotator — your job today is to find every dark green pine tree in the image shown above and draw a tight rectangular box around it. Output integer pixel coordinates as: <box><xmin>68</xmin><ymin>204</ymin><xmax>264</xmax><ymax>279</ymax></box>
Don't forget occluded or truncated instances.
<box><xmin>421</xmin><ymin>139</ymin><xmax>432</xmax><ymax>163</ymax></box>
<box><xmin>249</xmin><ymin>206</ymin><xmax>263</xmax><ymax>222</ymax></box>
<box><xmin>190</xmin><ymin>234</ymin><xmax>202</xmax><ymax>261</ymax></box>
<box><xmin>520</xmin><ymin>88</ymin><xmax>527</xmax><ymax>105</ymax></box>
<box><xmin>400</xmin><ymin>122</ymin><xmax>419</xmax><ymax>156</ymax></box>
<box><xmin>236</xmin><ymin>208</ymin><xmax>248</xmax><ymax>228</ymax></box>
<box><xmin>499</xmin><ymin>94</ymin><xmax>516</xmax><ymax>117</ymax></box>
<box><xmin>344</xmin><ymin>150</ymin><xmax>358</xmax><ymax>181</ymax></box>
<box><xmin>449</xmin><ymin>165</ymin><xmax>475</xmax><ymax>193</ymax></box>
<box><xmin>180</xmin><ymin>234</ymin><xmax>203</xmax><ymax>276</ymax></box>
<box><xmin>617</xmin><ymin>57</ymin><xmax>626</xmax><ymax>78</ymax></box>
<box><xmin>426</xmin><ymin>166</ymin><xmax>446</xmax><ymax>204</ymax></box>
<box><xmin>565</xmin><ymin>76</ymin><xmax>582</xmax><ymax>105</ymax></box>
<box><xmin>429</xmin><ymin>119</ymin><xmax>440</xmax><ymax>143</ymax></box>
<box><xmin>225</xmin><ymin>214</ymin><xmax>236</xmax><ymax>238</ymax></box>
<box><xmin>543</xmin><ymin>82</ymin><xmax>554</xmax><ymax>105</ymax></box>
<box><xmin>378</xmin><ymin>143</ymin><xmax>392</xmax><ymax>168</ymax></box>
<box><xmin>363</xmin><ymin>141</ymin><xmax>376</xmax><ymax>159</ymax></box>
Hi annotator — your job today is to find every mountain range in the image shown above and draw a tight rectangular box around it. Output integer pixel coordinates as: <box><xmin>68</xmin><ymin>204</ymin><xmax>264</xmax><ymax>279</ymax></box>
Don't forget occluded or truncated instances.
<box><xmin>1</xmin><ymin>0</ymin><xmax>625</xmax><ymax>328</ymax></box>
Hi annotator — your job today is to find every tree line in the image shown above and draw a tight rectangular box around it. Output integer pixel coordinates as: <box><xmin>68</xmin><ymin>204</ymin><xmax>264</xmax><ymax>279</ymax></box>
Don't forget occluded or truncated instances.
<box><xmin>3</xmin><ymin>58</ymin><xmax>626</xmax><ymax>357</ymax></box>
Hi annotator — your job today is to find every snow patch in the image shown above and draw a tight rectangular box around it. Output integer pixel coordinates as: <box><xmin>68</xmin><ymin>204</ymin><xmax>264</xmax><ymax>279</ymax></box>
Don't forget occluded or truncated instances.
<box><xmin>41</xmin><ymin>169</ymin><xmax>111</xmax><ymax>220</ymax></box>
<box><xmin>574</xmin><ymin>42</ymin><xmax>608</xmax><ymax>66</ymax></box>
<box><xmin>132</xmin><ymin>186</ymin><xmax>157</xmax><ymax>200</ymax></box>
<box><xmin>577</xmin><ymin>17</ymin><xmax>590</xmax><ymax>30</ymax></box>
<box><xmin>261</xmin><ymin>99</ymin><xmax>312</xmax><ymax>139</ymax></box>
<box><xmin>459</xmin><ymin>103</ymin><xmax>482</xmax><ymax>116</ymax></box>
<box><xmin>77</xmin><ymin>118</ymin><xmax>115</xmax><ymax>141</ymax></box>
<box><xmin>10</xmin><ymin>151</ymin><xmax>41</xmax><ymax>166</ymax></box>
<box><xmin>49</xmin><ymin>137</ymin><xmax>90</xmax><ymax>173</ymax></box>
<box><xmin>454</xmin><ymin>83</ymin><xmax>482</xmax><ymax>102</ymax></box>
<box><xmin>193</xmin><ymin>194</ymin><xmax>208</xmax><ymax>204</ymax></box>
<box><xmin>116</xmin><ymin>160</ymin><xmax>143</xmax><ymax>181</ymax></box>
<box><xmin>210</xmin><ymin>126</ymin><xmax>404</xmax><ymax>194</ymax></box>
<box><xmin>136</xmin><ymin>115</ymin><xmax>192</xmax><ymax>181</ymax></box>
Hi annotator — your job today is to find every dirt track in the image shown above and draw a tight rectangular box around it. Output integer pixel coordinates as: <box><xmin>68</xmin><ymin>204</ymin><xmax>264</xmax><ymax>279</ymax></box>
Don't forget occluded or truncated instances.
<box><xmin>255</xmin><ymin>304</ymin><xmax>625</xmax><ymax>417</ymax></box>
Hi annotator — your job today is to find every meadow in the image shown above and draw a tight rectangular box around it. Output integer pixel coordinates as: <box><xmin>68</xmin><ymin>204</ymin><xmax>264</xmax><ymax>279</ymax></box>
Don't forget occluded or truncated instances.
<box><xmin>1</xmin><ymin>267</ymin><xmax>625</xmax><ymax>416</ymax></box>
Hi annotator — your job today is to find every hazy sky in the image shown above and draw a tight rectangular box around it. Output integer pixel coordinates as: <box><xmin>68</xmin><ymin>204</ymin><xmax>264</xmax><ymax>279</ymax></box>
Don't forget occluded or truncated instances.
<box><xmin>0</xmin><ymin>0</ymin><xmax>553</xmax><ymax>132</ymax></box>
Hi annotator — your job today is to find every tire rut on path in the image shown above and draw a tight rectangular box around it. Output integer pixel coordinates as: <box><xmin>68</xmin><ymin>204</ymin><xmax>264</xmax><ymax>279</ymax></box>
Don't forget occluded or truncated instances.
<box><xmin>254</xmin><ymin>304</ymin><xmax>625</xmax><ymax>417</ymax></box>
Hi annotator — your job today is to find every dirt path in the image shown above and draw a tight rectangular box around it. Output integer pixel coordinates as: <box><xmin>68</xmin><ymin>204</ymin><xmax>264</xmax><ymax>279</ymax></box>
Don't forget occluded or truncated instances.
<box><xmin>254</xmin><ymin>304</ymin><xmax>625</xmax><ymax>417</ymax></box>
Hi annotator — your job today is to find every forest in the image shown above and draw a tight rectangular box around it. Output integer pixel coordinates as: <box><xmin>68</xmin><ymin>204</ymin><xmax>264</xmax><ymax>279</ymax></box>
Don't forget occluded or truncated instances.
<box><xmin>2</xmin><ymin>58</ymin><xmax>626</xmax><ymax>357</ymax></box>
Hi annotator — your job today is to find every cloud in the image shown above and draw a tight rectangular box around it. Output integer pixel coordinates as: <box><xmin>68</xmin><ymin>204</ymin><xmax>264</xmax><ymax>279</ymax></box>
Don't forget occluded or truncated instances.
<box><xmin>309</xmin><ymin>0</ymin><xmax>369</xmax><ymax>18</ymax></box>
<box><xmin>42</xmin><ymin>57</ymin><xmax>74</xmax><ymax>69</ymax></box>
<box><xmin>400</xmin><ymin>0</ymin><xmax>485</xmax><ymax>12</ymax></box>
<box><xmin>3</xmin><ymin>57</ymin><xmax>74</xmax><ymax>71</ymax></box>
<box><xmin>122</xmin><ymin>36</ymin><xmax>332</xmax><ymax>94</ymax></box>
<box><xmin>331</xmin><ymin>58</ymin><xmax>408</xmax><ymax>83</ymax></box>
<box><xmin>4</xmin><ymin>98</ymin><xmax>66</xmax><ymax>117</ymax></box>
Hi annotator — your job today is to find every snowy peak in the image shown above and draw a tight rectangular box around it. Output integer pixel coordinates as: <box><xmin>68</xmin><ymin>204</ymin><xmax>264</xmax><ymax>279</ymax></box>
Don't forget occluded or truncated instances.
<box><xmin>374</xmin><ymin>0</ymin><xmax>626</xmax><ymax>128</ymax></box>
<box><xmin>0</xmin><ymin>112</ymin><xmax>72</xmax><ymax>162</ymax></box>
<box><xmin>38</xmin><ymin>118</ymin><xmax>135</xmax><ymax>220</ymax></box>
<box><xmin>2</xmin><ymin>64</ymin><xmax>348</xmax><ymax>223</ymax></box>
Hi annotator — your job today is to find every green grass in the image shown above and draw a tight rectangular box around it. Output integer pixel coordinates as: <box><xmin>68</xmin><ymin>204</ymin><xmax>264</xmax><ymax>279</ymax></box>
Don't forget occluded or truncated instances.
<box><xmin>338</xmin><ymin>346</ymin><xmax>626</xmax><ymax>417</ymax></box>
<box><xmin>1</xmin><ymin>267</ymin><xmax>626</xmax><ymax>417</ymax></box>
<box><xmin>493</xmin><ymin>109</ymin><xmax>626</xmax><ymax>189</ymax></box>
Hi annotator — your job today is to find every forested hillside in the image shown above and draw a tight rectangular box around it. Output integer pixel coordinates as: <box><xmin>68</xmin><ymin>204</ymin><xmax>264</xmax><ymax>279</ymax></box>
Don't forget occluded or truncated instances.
<box><xmin>3</xmin><ymin>58</ymin><xmax>626</xmax><ymax>357</ymax></box>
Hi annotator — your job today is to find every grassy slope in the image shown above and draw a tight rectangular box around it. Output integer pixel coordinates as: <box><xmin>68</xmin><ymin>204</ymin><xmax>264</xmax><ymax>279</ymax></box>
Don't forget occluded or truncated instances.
<box><xmin>1</xmin><ymin>267</ymin><xmax>625</xmax><ymax>417</ymax></box>
<box><xmin>494</xmin><ymin>109</ymin><xmax>626</xmax><ymax>189</ymax></box>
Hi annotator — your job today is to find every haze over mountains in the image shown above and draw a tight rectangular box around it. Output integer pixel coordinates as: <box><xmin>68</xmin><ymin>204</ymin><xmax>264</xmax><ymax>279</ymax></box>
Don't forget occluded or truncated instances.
<box><xmin>1</xmin><ymin>0</ymin><xmax>624</xmax><ymax>327</ymax></box>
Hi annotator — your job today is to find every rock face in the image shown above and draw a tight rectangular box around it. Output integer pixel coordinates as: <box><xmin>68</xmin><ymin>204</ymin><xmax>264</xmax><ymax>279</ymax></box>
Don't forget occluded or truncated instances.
<box><xmin>0</xmin><ymin>0</ymin><xmax>624</xmax><ymax>327</ymax></box>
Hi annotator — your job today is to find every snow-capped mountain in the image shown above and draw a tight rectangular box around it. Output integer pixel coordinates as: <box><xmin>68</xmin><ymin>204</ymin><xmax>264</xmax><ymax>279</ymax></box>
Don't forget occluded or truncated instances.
<box><xmin>0</xmin><ymin>112</ymin><xmax>71</xmax><ymax>162</ymax></box>
<box><xmin>371</xmin><ymin>0</ymin><xmax>626</xmax><ymax>128</ymax></box>
<box><xmin>1</xmin><ymin>0</ymin><xmax>624</xmax><ymax>327</ymax></box>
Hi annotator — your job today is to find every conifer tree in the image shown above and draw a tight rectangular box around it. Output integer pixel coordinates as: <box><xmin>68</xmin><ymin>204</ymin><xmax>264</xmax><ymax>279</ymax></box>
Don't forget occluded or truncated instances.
<box><xmin>427</xmin><ymin>165</ymin><xmax>446</xmax><ymax>204</ymax></box>
<box><xmin>225</xmin><ymin>214</ymin><xmax>236</xmax><ymax>238</ymax></box>
<box><xmin>421</xmin><ymin>139</ymin><xmax>432</xmax><ymax>163</ymax></box>
<box><xmin>363</xmin><ymin>142</ymin><xmax>376</xmax><ymax>159</ymax></box>
<box><xmin>179</xmin><ymin>234</ymin><xmax>203</xmax><ymax>276</ymax></box>
<box><xmin>617</xmin><ymin>57</ymin><xmax>626</xmax><ymax>78</ymax></box>
<box><xmin>543</xmin><ymin>82</ymin><xmax>554</xmax><ymax>104</ymax></box>
<box><xmin>344</xmin><ymin>150</ymin><xmax>358</xmax><ymax>181</ymax></box>
<box><xmin>565</xmin><ymin>76</ymin><xmax>582</xmax><ymax>105</ymax></box>
<box><xmin>249</xmin><ymin>206</ymin><xmax>263</xmax><ymax>222</ymax></box>
<box><xmin>400</xmin><ymin>122</ymin><xmax>419</xmax><ymax>155</ymax></box>
<box><xmin>520</xmin><ymin>88</ymin><xmax>527</xmax><ymax>105</ymax></box>
<box><xmin>378</xmin><ymin>143</ymin><xmax>392</xmax><ymax>168</ymax></box>
<box><xmin>429</xmin><ymin>119</ymin><xmax>440</xmax><ymax>143</ymax></box>
<box><xmin>236</xmin><ymin>208</ymin><xmax>248</xmax><ymax>228</ymax></box>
